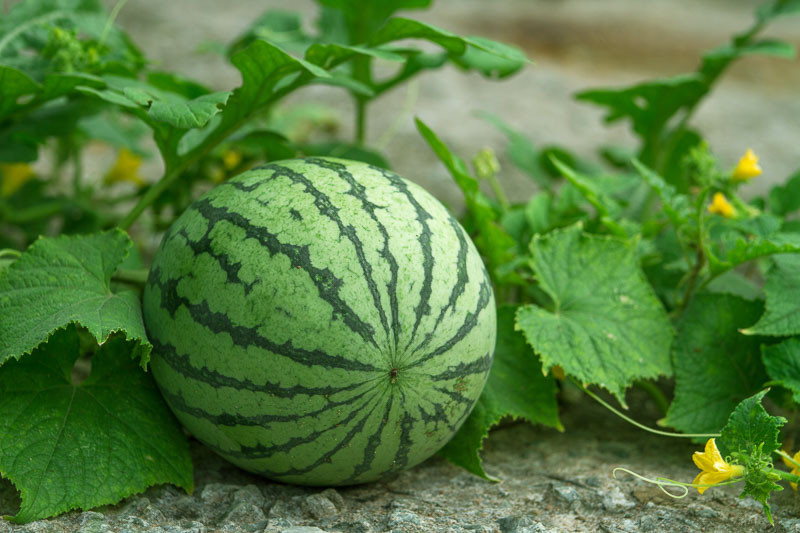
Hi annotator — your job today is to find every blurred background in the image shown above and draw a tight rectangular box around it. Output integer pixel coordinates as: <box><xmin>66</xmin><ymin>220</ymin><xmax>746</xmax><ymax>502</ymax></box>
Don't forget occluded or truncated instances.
<box><xmin>103</xmin><ymin>0</ymin><xmax>800</xmax><ymax>209</ymax></box>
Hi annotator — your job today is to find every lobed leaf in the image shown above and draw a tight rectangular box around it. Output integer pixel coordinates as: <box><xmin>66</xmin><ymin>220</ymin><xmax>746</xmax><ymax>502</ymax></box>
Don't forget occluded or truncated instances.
<box><xmin>0</xmin><ymin>229</ymin><xmax>151</xmax><ymax>367</ymax></box>
<box><xmin>0</xmin><ymin>326</ymin><xmax>192</xmax><ymax>523</ymax></box>
<box><xmin>664</xmin><ymin>293</ymin><xmax>768</xmax><ymax>436</ymax></box>
<box><xmin>742</xmin><ymin>254</ymin><xmax>800</xmax><ymax>336</ymax></box>
<box><xmin>762</xmin><ymin>337</ymin><xmax>800</xmax><ymax>403</ymax></box>
<box><xmin>515</xmin><ymin>225</ymin><xmax>673</xmax><ymax>403</ymax></box>
<box><xmin>439</xmin><ymin>306</ymin><xmax>561</xmax><ymax>480</ymax></box>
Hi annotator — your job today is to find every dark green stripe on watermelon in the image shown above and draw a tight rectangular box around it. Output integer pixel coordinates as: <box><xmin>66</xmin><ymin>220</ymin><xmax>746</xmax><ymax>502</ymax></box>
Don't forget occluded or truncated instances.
<box><xmin>143</xmin><ymin>157</ymin><xmax>496</xmax><ymax>485</ymax></box>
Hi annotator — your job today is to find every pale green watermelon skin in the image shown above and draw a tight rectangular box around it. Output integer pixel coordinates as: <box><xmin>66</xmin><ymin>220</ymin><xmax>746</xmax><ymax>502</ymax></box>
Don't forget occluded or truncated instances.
<box><xmin>143</xmin><ymin>157</ymin><xmax>496</xmax><ymax>486</ymax></box>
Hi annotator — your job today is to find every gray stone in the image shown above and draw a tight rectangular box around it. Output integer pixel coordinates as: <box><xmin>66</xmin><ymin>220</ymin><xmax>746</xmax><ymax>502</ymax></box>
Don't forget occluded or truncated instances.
<box><xmin>268</xmin><ymin>499</ymin><xmax>300</xmax><ymax>520</ymax></box>
<box><xmin>600</xmin><ymin>518</ymin><xmax>637</xmax><ymax>532</ymax></box>
<box><xmin>262</xmin><ymin>517</ymin><xmax>295</xmax><ymax>533</ymax></box>
<box><xmin>552</xmin><ymin>484</ymin><xmax>580</xmax><ymax>505</ymax></box>
<box><xmin>279</xmin><ymin>527</ymin><xmax>328</xmax><ymax>533</ymax></box>
<box><xmin>18</xmin><ymin>521</ymin><xmax>62</xmax><ymax>533</ymax></box>
<box><xmin>79</xmin><ymin>512</ymin><xmax>105</xmax><ymax>526</ymax></box>
<box><xmin>224</xmin><ymin>502</ymin><xmax>267</xmax><ymax>525</ymax></box>
<box><xmin>232</xmin><ymin>485</ymin><xmax>265</xmax><ymax>508</ymax></box>
<box><xmin>120</xmin><ymin>497</ymin><xmax>152</xmax><ymax>517</ymax></box>
<box><xmin>303</xmin><ymin>493</ymin><xmax>339</xmax><ymax>520</ymax></box>
<box><xmin>319</xmin><ymin>488</ymin><xmax>345</xmax><ymax>511</ymax></box>
<box><xmin>387</xmin><ymin>509</ymin><xmax>422</xmax><ymax>529</ymax></box>
<box><xmin>76</xmin><ymin>512</ymin><xmax>109</xmax><ymax>533</ymax></box>
<box><xmin>199</xmin><ymin>484</ymin><xmax>238</xmax><ymax>508</ymax></box>
<box><xmin>497</xmin><ymin>515</ymin><xmax>548</xmax><ymax>533</ymax></box>
<box><xmin>173</xmin><ymin>520</ymin><xmax>206</xmax><ymax>533</ymax></box>
<box><xmin>780</xmin><ymin>518</ymin><xmax>800</xmax><ymax>532</ymax></box>
<box><xmin>600</xmin><ymin>486</ymin><xmax>636</xmax><ymax>512</ymax></box>
<box><xmin>333</xmin><ymin>519</ymin><xmax>372</xmax><ymax>533</ymax></box>
<box><xmin>687</xmin><ymin>503</ymin><xmax>721</xmax><ymax>519</ymax></box>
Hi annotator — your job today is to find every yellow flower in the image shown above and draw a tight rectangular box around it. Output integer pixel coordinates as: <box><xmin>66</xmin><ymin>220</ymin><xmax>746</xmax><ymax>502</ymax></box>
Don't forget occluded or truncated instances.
<box><xmin>105</xmin><ymin>148</ymin><xmax>145</xmax><ymax>187</ymax></box>
<box><xmin>708</xmin><ymin>192</ymin><xmax>735</xmax><ymax>218</ymax></box>
<box><xmin>221</xmin><ymin>149</ymin><xmax>242</xmax><ymax>171</ymax></box>
<box><xmin>692</xmin><ymin>438</ymin><xmax>745</xmax><ymax>494</ymax></box>
<box><xmin>781</xmin><ymin>450</ymin><xmax>800</xmax><ymax>490</ymax></box>
<box><xmin>1</xmin><ymin>163</ymin><xmax>35</xmax><ymax>197</ymax></box>
<box><xmin>732</xmin><ymin>148</ymin><xmax>761</xmax><ymax>182</ymax></box>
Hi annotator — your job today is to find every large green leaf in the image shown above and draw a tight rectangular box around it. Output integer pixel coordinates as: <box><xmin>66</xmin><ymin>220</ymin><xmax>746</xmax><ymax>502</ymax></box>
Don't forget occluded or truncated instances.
<box><xmin>762</xmin><ymin>337</ymin><xmax>800</xmax><ymax>403</ymax></box>
<box><xmin>515</xmin><ymin>225</ymin><xmax>673</xmax><ymax>402</ymax></box>
<box><xmin>0</xmin><ymin>229</ymin><xmax>150</xmax><ymax>366</ymax></box>
<box><xmin>742</xmin><ymin>255</ymin><xmax>800</xmax><ymax>336</ymax></box>
<box><xmin>664</xmin><ymin>293</ymin><xmax>768</xmax><ymax>435</ymax></box>
<box><xmin>439</xmin><ymin>306</ymin><xmax>561</xmax><ymax>480</ymax></box>
<box><xmin>0</xmin><ymin>326</ymin><xmax>192</xmax><ymax>523</ymax></box>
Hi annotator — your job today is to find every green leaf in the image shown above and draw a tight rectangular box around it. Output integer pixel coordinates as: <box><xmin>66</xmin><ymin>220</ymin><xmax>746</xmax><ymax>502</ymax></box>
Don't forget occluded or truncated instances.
<box><xmin>664</xmin><ymin>293</ymin><xmax>768</xmax><ymax>435</ymax></box>
<box><xmin>0</xmin><ymin>229</ymin><xmax>151</xmax><ymax>367</ymax></box>
<box><xmin>550</xmin><ymin>157</ymin><xmax>627</xmax><ymax>236</ymax></box>
<box><xmin>757</xmin><ymin>0</ymin><xmax>800</xmax><ymax>23</ymax></box>
<box><xmin>768</xmin><ymin>170</ymin><xmax>800</xmax><ymax>216</ymax></box>
<box><xmin>707</xmin><ymin>229</ymin><xmax>800</xmax><ymax>277</ymax></box>
<box><xmin>370</xmin><ymin>18</ymin><xmax>528</xmax><ymax>74</ymax></box>
<box><xmin>0</xmin><ymin>65</ymin><xmax>41</xmax><ymax>118</ymax></box>
<box><xmin>742</xmin><ymin>254</ymin><xmax>800</xmax><ymax>336</ymax></box>
<box><xmin>576</xmin><ymin>74</ymin><xmax>705</xmax><ymax>141</ymax></box>
<box><xmin>452</xmin><ymin>36</ymin><xmax>527</xmax><ymax>78</ymax></box>
<box><xmin>632</xmin><ymin>160</ymin><xmax>692</xmax><ymax>230</ymax></box>
<box><xmin>370</xmin><ymin>18</ymin><xmax>465</xmax><ymax>52</ymax></box>
<box><xmin>146</xmin><ymin>91</ymin><xmax>231</xmax><ymax>130</ymax></box>
<box><xmin>439</xmin><ymin>306</ymin><xmax>561</xmax><ymax>480</ymax></box>
<box><xmin>717</xmin><ymin>390</ymin><xmax>786</xmax><ymax>525</ymax></box>
<box><xmin>305</xmin><ymin>42</ymin><xmax>404</xmax><ymax>68</ymax></box>
<box><xmin>0</xmin><ymin>326</ymin><xmax>192</xmax><ymax>523</ymax></box>
<box><xmin>415</xmin><ymin>117</ymin><xmax>517</xmax><ymax>283</ymax></box>
<box><xmin>762</xmin><ymin>337</ymin><xmax>800</xmax><ymax>403</ymax></box>
<box><xmin>515</xmin><ymin>225</ymin><xmax>673</xmax><ymax>402</ymax></box>
<box><xmin>414</xmin><ymin>117</ymin><xmax>478</xmax><ymax>196</ymax></box>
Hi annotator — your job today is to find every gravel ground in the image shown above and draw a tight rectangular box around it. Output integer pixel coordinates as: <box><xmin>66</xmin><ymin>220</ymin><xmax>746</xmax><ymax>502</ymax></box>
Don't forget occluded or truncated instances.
<box><xmin>2</xmin><ymin>389</ymin><xmax>799</xmax><ymax>532</ymax></box>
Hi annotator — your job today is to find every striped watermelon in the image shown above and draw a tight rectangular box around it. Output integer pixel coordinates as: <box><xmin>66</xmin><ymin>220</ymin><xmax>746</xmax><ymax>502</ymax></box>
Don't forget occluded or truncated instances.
<box><xmin>142</xmin><ymin>157</ymin><xmax>496</xmax><ymax>485</ymax></box>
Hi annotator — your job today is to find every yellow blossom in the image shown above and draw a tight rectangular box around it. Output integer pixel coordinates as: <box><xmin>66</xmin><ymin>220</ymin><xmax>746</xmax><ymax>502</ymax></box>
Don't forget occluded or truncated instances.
<box><xmin>1</xmin><ymin>163</ymin><xmax>35</xmax><ymax>197</ymax></box>
<box><xmin>692</xmin><ymin>438</ymin><xmax>745</xmax><ymax>494</ymax></box>
<box><xmin>732</xmin><ymin>148</ymin><xmax>761</xmax><ymax>182</ymax></box>
<box><xmin>221</xmin><ymin>149</ymin><xmax>242</xmax><ymax>171</ymax></box>
<box><xmin>105</xmin><ymin>148</ymin><xmax>145</xmax><ymax>187</ymax></box>
<box><xmin>708</xmin><ymin>192</ymin><xmax>734</xmax><ymax>218</ymax></box>
<box><xmin>781</xmin><ymin>450</ymin><xmax>800</xmax><ymax>490</ymax></box>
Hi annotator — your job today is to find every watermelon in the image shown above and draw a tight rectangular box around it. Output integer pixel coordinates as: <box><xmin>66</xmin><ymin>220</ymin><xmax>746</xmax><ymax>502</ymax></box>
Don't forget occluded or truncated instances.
<box><xmin>142</xmin><ymin>157</ymin><xmax>496</xmax><ymax>485</ymax></box>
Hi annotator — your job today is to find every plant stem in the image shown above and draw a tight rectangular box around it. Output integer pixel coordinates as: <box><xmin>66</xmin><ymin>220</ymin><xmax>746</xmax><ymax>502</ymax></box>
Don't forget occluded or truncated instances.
<box><xmin>633</xmin><ymin>380</ymin><xmax>669</xmax><ymax>416</ymax></box>
<box><xmin>3</xmin><ymin>201</ymin><xmax>66</xmax><ymax>224</ymax></box>
<box><xmin>72</xmin><ymin>146</ymin><xmax>83</xmax><ymax>197</ymax></box>
<box><xmin>117</xmin><ymin>74</ymin><xmax>314</xmax><ymax>230</ymax></box>
<box><xmin>0</xmin><ymin>10</ymin><xmax>70</xmax><ymax>54</ymax></box>
<box><xmin>580</xmin><ymin>383</ymin><xmax>719</xmax><ymax>439</ymax></box>
<box><xmin>112</xmin><ymin>268</ymin><xmax>149</xmax><ymax>286</ymax></box>
<box><xmin>352</xmin><ymin>55</ymin><xmax>372</xmax><ymax>144</ymax></box>
<box><xmin>488</xmin><ymin>173</ymin><xmax>510</xmax><ymax>211</ymax></box>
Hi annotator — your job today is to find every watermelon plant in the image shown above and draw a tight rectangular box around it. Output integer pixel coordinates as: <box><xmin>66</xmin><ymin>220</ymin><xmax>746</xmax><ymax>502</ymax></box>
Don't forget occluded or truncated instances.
<box><xmin>1</xmin><ymin>0</ymin><xmax>800</xmax><ymax>526</ymax></box>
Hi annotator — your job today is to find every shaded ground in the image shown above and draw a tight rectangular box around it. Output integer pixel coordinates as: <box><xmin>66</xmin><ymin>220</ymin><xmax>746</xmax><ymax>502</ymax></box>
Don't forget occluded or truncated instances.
<box><xmin>2</xmin><ymin>388</ymin><xmax>799</xmax><ymax>532</ymax></box>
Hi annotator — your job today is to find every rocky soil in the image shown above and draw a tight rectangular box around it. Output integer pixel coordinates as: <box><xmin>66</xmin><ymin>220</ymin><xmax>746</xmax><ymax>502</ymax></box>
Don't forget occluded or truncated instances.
<box><xmin>2</xmin><ymin>388</ymin><xmax>799</xmax><ymax>532</ymax></box>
